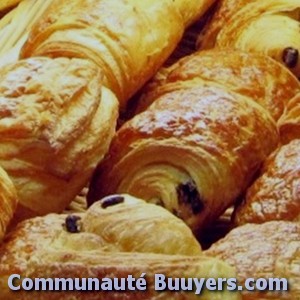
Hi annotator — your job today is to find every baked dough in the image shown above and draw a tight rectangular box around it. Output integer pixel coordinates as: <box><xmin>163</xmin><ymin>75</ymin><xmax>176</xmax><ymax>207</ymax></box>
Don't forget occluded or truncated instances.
<box><xmin>197</xmin><ymin>0</ymin><xmax>300</xmax><ymax>77</ymax></box>
<box><xmin>0</xmin><ymin>56</ymin><xmax>118</xmax><ymax>221</ymax></box>
<box><xmin>278</xmin><ymin>93</ymin><xmax>300</xmax><ymax>144</ymax></box>
<box><xmin>88</xmin><ymin>84</ymin><xmax>279</xmax><ymax>234</ymax></box>
<box><xmin>0</xmin><ymin>0</ymin><xmax>21</xmax><ymax>12</ymax></box>
<box><xmin>20</xmin><ymin>0</ymin><xmax>216</xmax><ymax>110</ymax></box>
<box><xmin>0</xmin><ymin>194</ymin><xmax>239</xmax><ymax>300</ymax></box>
<box><xmin>0</xmin><ymin>166</ymin><xmax>17</xmax><ymax>240</ymax></box>
<box><xmin>135</xmin><ymin>49</ymin><xmax>300</xmax><ymax>121</ymax></box>
<box><xmin>206</xmin><ymin>221</ymin><xmax>300</xmax><ymax>300</ymax></box>
<box><xmin>234</xmin><ymin>139</ymin><xmax>300</xmax><ymax>225</ymax></box>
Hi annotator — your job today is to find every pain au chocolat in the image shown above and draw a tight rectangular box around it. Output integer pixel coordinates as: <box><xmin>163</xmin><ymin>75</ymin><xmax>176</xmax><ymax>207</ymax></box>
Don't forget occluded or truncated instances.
<box><xmin>0</xmin><ymin>56</ymin><xmax>118</xmax><ymax>221</ymax></box>
<box><xmin>0</xmin><ymin>194</ymin><xmax>239</xmax><ymax>300</ymax></box>
<box><xmin>88</xmin><ymin>49</ymin><xmax>300</xmax><ymax>234</ymax></box>
<box><xmin>197</xmin><ymin>0</ymin><xmax>300</xmax><ymax>78</ymax></box>
<box><xmin>135</xmin><ymin>49</ymin><xmax>300</xmax><ymax>120</ymax></box>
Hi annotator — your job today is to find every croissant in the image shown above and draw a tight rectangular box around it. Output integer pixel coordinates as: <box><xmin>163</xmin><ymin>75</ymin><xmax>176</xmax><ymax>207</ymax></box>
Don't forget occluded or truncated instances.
<box><xmin>197</xmin><ymin>0</ymin><xmax>300</xmax><ymax>78</ymax></box>
<box><xmin>206</xmin><ymin>221</ymin><xmax>300</xmax><ymax>300</ymax></box>
<box><xmin>0</xmin><ymin>56</ymin><xmax>118</xmax><ymax>220</ymax></box>
<box><xmin>19</xmin><ymin>0</ymin><xmax>216</xmax><ymax>110</ymax></box>
<box><xmin>0</xmin><ymin>0</ymin><xmax>53</xmax><ymax>68</ymax></box>
<box><xmin>135</xmin><ymin>49</ymin><xmax>300</xmax><ymax>121</ymax></box>
<box><xmin>88</xmin><ymin>79</ymin><xmax>279</xmax><ymax>233</ymax></box>
<box><xmin>0</xmin><ymin>194</ymin><xmax>239</xmax><ymax>300</ymax></box>
<box><xmin>0</xmin><ymin>166</ymin><xmax>17</xmax><ymax>240</ymax></box>
<box><xmin>234</xmin><ymin>139</ymin><xmax>300</xmax><ymax>225</ymax></box>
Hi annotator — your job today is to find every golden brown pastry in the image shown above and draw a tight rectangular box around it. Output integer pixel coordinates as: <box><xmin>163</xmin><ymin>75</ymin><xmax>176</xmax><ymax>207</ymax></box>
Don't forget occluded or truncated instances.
<box><xmin>197</xmin><ymin>0</ymin><xmax>300</xmax><ymax>78</ymax></box>
<box><xmin>20</xmin><ymin>0</ymin><xmax>216</xmax><ymax>110</ymax></box>
<box><xmin>0</xmin><ymin>194</ymin><xmax>240</xmax><ymax>300</ymax></box>
<box><xmin>0</xmin><ymin>0</ymin><xmax>22</xmax><ymax>12</ymax></box>
<box><xmin>0</xmin><ymin>166</ymin><xmax>17</xmax><ymax>240</ymax></box>
<box><xmin>206</xmin><ymin>221</ymin><xmax>300</xmax><ymax>300</ymax></box>
<box><xmin>88</xmin><ymin>84</ymin><xmax>279</xmax><ymax>234</ymax></box>
<box><xmin>234</xmin><ymin>139</ymin><xmax>300</xmax><ymax>225</ymax></box>
<box><xmin>0</xmin><ymin>56</ymin><xmax>118</xmax><ymax>220</ymax></box>
<box><xmin>135</xmin><ymin>49</ymin><xmax>300</xmax><ymax>120</ymax></box>
<box><xmin>0</xmin><ymin>0</ymin><xmax>53</xmax><ymax>68</ymax></box>
<box><xmin>278</xmin><ymin>92</ymin><xmax>300</xmax><ymax>143</ymax></box>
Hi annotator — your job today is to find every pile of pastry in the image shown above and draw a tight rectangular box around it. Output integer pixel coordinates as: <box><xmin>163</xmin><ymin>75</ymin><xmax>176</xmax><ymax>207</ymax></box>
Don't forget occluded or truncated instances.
<box><xmin>0</xmin><ymin>0</ymin><xmax>299</xmax><ymax>299</ymax></box>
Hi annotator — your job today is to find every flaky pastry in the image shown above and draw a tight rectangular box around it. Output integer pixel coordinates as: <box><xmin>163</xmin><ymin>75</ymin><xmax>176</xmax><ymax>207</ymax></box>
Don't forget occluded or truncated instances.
<box><xmin>0</xmin><ymin>56</ymin><xmax>118</xmax><ymax>220</ymax></box>
<box><xmin>206</xmin><ymin>221</ymin><xmax>300</xmax><ymax>300</ymax></box>
<box><xmin>135</xmin><ymin>49</ymin><xmax>300</xmax><ymax>121</ymax></box>
<box><xmin>0</xmin><ymin>0</ymin><xmax>22</xmax><ymax>12</ymax></box>
<box><xmin>234</xmin><ymin>139</ymin><xmax>300</xmax><ymax>225</ymax></box>
<box><xmin>278</xmin><ymin>92</ymin><xmax>300</xmax><ymax>143</ymax></box>
<box><xmin>88</xmin><ymin>84</ymin><xmax>279</xmax><ymax>234</ymax></box>
<box><xmin>20</xmin><ymin>0</ymin><xmax>216</xmax><ymax>110</ymax></box>
<box><xmin>197</xmin><ymin>0</ymin><xmax>300</xmax><ymax>77</ymax></box>
<box><xmin>0</xmin><ymin>165</ymin><xmax>17</xmax><ymax>240</ymax></box>
<box><xmin>0</xmin><ymin>194</ymin><xmax>239</xmax><ymax>300</ymax></box>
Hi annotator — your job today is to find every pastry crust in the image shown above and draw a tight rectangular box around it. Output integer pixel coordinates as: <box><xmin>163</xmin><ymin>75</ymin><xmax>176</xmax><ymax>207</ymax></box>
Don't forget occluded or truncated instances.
<box><xmin>278</xmin><ymin>93</ymin><xmax>300</xmax><ymax>143</ymax></box>
<box><xmin>0</xmin><ymin>194</ymin><xmax>239</xmax><ymax>300</ymax></box>
<box><xmin>197</xmin><ymin>0</ymin><xmax>300</xmax><ymax>77</ymax></box>
<box><xmin>206</xmin><ymin>221</ymin><xmax>300</xmax><ymax>300</ymax></box>
<box><xmin>0</xmin><ymin>0</ymin><xmax>21</xmax><ymax>12</ymax></box>
<box><xmin>0</xmin><ymin>166</ymin><xmax>17</xmax><ymax>240</ymax></box>
<box><xmin>135</xmin><ymin>49</ymin><xmax>300</xmax><ymax>121</ymax></box>
<box><xmin>88</xmin><ymin>85</ymin><xmax>279</xmax><ymax>234</ymax></box>
<box><xmin>20</xmin><ymin>0</ymin><xmax>216</xmax><ymax>110</ymax></box>
<box><xmin>0</xmin><ymin>57</ymin><xmax>118</xmax><ymax>220</ymax></box>
<box><xmin>234</xmin><ymin>139</ymin><xmax>300</xmax><ymax>225</ymax></box>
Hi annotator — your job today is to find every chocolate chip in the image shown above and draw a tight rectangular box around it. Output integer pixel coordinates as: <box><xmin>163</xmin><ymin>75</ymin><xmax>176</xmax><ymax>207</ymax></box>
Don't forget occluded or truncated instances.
<box><xmin>176</xmin><ymin>180</ymin><xmax>204</xmax><ymax>215</ymax></box>
<box><xmin>282</xmin><ymin>47</ymin><xmax>299</xmax><ymax>68</ymax></box>
<box><xmin>101</xmin><ymin>195</ymin><xmax>125</xmax><ymax>209</ymax></box>
<box><xmin>65</xmin><ymin>215</ymin><xmax>82</xmax><ymax>233</ymax></box>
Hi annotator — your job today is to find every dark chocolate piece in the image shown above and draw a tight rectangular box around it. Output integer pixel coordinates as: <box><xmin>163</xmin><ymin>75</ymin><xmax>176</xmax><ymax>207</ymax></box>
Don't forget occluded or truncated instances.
<box><xmin>65</xmin><ymin>215</ymin><xmax>82</xmax><ymax>233</ymax></box>
<box><xmin>282</xmin><ymin>47</ymin><xmax>299</xmax><ymax>68</ymax></box>
<box><xmin>177</xmin><ymin>180</ymin><xmax>204</xmax><ymax>215</ymax></box>
<box><xmin>101</xmin><ymin>195</ymin><xmax>125</xmax><ymax>209</ymax></box>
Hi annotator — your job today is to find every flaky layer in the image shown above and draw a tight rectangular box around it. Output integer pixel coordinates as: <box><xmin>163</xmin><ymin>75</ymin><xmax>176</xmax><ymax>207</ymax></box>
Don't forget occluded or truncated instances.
<box><xmin>88</xmin><ymin>86</ymin><xmax>279</xmax><ymax>233</ymax></box>
<box><xmin>136</xmin><ymin>49</ymin><xmax>300</xmax><ymax>121</ymax></box>
<box><xmin>0</xmin><ymin>57</ymin><xmax>118</xmax><ymax>220</ymax></box>
<box><xmin>206</xmin><ymin>221</ymin><xmax>300</xmax><ymax>299</ymax></box>
<box><xmin>197</xmin><ymin>0</ymin><xmax>300</xmax><ymax>77</ymax></box>
<box><xmin>20</xmin><ymin>0</ymin><xmax>215</xmax><ymax>110</ymax></box>
<box><xmin>278</xmin><ymin>93</ymin><xmax>300</xmax><ymax>143</ymax></box>
<box><xmin>0</xmin><ymin>194</ymin><xmax>239</xmax><ymax>300</ymax></box>
<box><xmin>234</xmin><ymin>139</ymin><xmax>300</xmax><ymax>225</ymax></box>
<box><xmin>0</xmin><ymin>166</ymin><xmax>17</xmax><ymax>240</ymax></box>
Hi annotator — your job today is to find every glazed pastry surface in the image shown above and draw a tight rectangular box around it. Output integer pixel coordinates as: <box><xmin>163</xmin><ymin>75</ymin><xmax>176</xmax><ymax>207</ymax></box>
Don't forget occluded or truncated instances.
<box><xmin>20</xmin><ymin>0</ymin><xmax>216</xmax><ymax>110</ymax></box>
<box><xmin>0</xmin><ymin>56</ymin><xmax>118</xmax><ymax>220</ymax></box>
<box><xmin>206</xmin><ymin>221</ymin><xmax>300</xmax><ymax>300</ymax></box>
<box><xmin>0</xmin><ymin>166</ymin><xmax>17</xmax><ymax>240</ymax></box>
<box><xmin>197</xmin><ymin>0</ymin><xmax>300</xmax><ymax>77</ymax></box>
<box><xmin>88</xmin><ymin>85</ymin><xmax>279</xmax><ymax>233</ymax></box>
<box><xmin>234</xmin><ymin>139</ymin><xmax>300</xmax><ymax>225</ymax></box>
<box><xmin>0</xmin><ymin>194</ymin><xmax>239</xmax><ymax>300</ymax></box>
<box><xmin>136</xmin><ymin>49</ymin><xmax>300</xmax><ymax>121</ymax></box>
